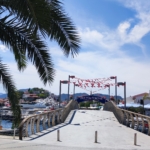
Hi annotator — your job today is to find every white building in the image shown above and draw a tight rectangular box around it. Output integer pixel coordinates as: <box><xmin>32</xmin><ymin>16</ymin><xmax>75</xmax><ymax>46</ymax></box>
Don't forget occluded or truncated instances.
<box><xmin>132</xmin><ymin>92</ymin><xmax>150</xmax><ymax>105</ymax></box>
<box><xmin>126</xmin><ymin>96</ymin><xmax>134</xmax><ymax>104</ymax></box>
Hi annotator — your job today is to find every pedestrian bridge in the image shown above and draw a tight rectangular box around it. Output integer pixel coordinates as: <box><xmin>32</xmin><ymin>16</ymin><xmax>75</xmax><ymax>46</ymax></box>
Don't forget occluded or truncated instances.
<box><xmin>1</xmin><ymin>101</ymin><xmax>150</xmax><ymax>150</ymax></box>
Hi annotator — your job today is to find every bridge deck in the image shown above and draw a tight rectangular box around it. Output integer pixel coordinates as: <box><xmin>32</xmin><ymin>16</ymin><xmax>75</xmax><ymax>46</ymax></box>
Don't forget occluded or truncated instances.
<box><xmin>1</xmin><ymin>110</ymin><xmax>150</xmax><ymax>150</ymax></box>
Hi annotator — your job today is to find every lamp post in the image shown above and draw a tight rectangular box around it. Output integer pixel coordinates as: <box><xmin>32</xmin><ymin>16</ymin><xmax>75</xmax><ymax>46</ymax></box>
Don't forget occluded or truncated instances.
<box><xmin>68</xmin><ymin>75</ymin><xmax>75</xmax><ymax>101</ymax></box>
<box><xmin>59</xmin><ymin>80</ymin><xmax>68</xmax><ymax>108</ymax></box>
<box><xmin>110</xmin><ymin>76</ymin><xmax>117</xmax><ymax>104</ymax></box>
<box><xmin>117</xmin><ymin>82</ymin><xmax>126</xmax><ymax>109</ymax></box>
<box><xmin>105</xmin><ymin>84</ymin><xmax>110</xmax><ymax>101</ymax></box>
<box><xmin>73</xmin><ymin>83</ymin><xmax>79</xmax><ymax>100</ymax></box>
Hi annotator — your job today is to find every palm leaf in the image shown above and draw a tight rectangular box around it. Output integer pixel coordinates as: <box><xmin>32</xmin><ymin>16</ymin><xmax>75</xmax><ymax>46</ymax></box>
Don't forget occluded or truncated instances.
<box><xmin>0</xmin><ymin>15</ymin><xmax>27</xmax><ymax>70</ymax></box>
<box><xmin>0</xmin><ymin>0</ymin><xmax>80</xmax><ymax>125</ymax></box>
<box><xmin>0</xmin><ymin>16</ymin><xmax>55</xmax><ymax>84</ymax></box>
<box><xmin>0</xmin><ymin>59</ymin><xmax>21</xmax><ymax>127</ymax></box>
<box><xmin>48</xmin><ymin>0</ymin><xmax>80</xmax><ymax>57</ymax></box>
<box><xmin>0</xmin><ymin>0</ymin><xmax>80</xmax><ymax>57</ymax></box>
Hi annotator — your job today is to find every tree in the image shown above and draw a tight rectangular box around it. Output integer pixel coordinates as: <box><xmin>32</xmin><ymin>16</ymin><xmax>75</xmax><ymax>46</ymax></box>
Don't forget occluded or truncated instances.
<box><xmin>0</xmin><ymin>63</ymin><xmax>21</xmax><ymax>127</ymax></box>
<box><xmin>38</xmin><ymin>93</ymin><xmax>46</xmax><ymax>98</ymax></box>
<box><xmin>0</xmin><ymin>0</ymin><xmax>80</xmax><ymax>127</ymax></box>
<box><xmin>32</xmin><ymin>87</ymin><xmax>39</xmax><ymax>91</ymax></box>
<box><xmin>141</xmin><ymin>93</ymin><xmax>150</xmax><ymax>114</ymax></box>
<box><xmin>142</xmin><ymin>93</ymin><xmax>150</xmax><ymax>102</ymax></box>
<box><xmin>17</xmin><ymin>90</ymin><xmax>24</xmax><ymax>99</ymax></box>
<box><xmin>128</xmin><ymin>106</ymin><xmax>144</xmax><ymax>114</ymax></box>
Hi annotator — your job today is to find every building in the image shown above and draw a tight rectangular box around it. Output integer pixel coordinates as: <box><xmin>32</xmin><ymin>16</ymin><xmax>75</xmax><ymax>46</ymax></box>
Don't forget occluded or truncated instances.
<box><xmin>133</xmin><ymin>93</ymin><xmax>149</xmax><ymax>104</ymax></box>
<box><xmin>126</xmin><ymin>96</ymin><xmax>135</xmax><ymax>104</ymax></box>
<box><xmin>22</xmin><ymin>92</ymin><xmax>38</xmax><ymax>101</ymax></box>
<box><xmin>128</xmin><ymin>92</ymin><xmax>150</xmax><ymax>105</ymax></box>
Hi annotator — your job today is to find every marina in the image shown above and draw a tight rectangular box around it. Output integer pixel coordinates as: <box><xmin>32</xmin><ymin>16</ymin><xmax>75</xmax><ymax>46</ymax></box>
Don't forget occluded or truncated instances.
<box><xmin>0</xmin><ymin>96</ymin><xmax>67</xmax><ymax>136</ymax></box>
<box><xmin>0</xmin><ymin>108</ymin><xmax>60</xmax><ymax>136</ymax></box>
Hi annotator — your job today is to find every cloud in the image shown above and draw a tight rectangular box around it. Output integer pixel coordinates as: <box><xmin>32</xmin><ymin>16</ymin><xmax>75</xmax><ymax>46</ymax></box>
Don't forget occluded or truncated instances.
<box><xmin>79</xmin><ymin>1</ymin><xmax>150</xmax><ymax>56</ymax></box>
<box><xmin>1</xmin><ymin>50</ymin><xmax>148</xmax><ymax>97</ymax></box>
<box><xmin>79</xmin><ymin>27</ymin><xmax>120</xmax><ymax>51</ymax></box>
<box><xmin>119</xmin><ymin>0</ymin><xmax>150</xmax><ymax>13</ymax></box>
<box><xmin>79</xmin><ymin>22</ymin><xmax>150</xmax><ymax>53</ymax></box>
<box><xmin>49</xmin><ymin>47</ymin><xmax>64</xmax><ymax>57</ymax></box>
<box><xmin>0</xmin><ymin>45</ymin><xmax>8</xmax><ymax>52</ymax></box>
<box><xmin>1</xmin><ymin>0</ymin><xmax>150</xmax><ymax>99</ymax></box>
<box><xmin>117</xmin><ymin>21</ymin><xmax>131</xmax><ymax>37</ymax></box>
<box><xmin>118</xmin><ymin>0</ymin><xmax>150</xmax><ymax>43</ymax></box>
<box><xmin>55</xmin><ymin>51</ymin><xmax>150</xmax><ymax>96</ymax></box>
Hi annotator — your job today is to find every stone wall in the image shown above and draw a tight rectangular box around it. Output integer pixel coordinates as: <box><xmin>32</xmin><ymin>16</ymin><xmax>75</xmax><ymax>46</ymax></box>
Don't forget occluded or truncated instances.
<box><xmin>104</xmin><ymin>101</ymin><xmax>150</xmax><ymax>135</ymax></box>
<box><xmin>61</xmin><ymin>100</ymin><xmax>79</xmax><ymax>122</ymax></box>
<box><xmin>103</xmin><ymin>101</ymin><xmax>125</xmax><ymax>124</ymax></box>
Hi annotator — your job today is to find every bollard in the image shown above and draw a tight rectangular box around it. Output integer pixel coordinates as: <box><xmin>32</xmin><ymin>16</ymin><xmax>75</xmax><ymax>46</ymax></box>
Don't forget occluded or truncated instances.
<box><xmin>57</xmin><ymin>130</ymin><xmax>60</xmax><ymax>141</ymax></box>
<box><xmin>95</xmin><ymin>131</ymin><xmax>97</xmax><ymax>143</ymax></box>
<box><xmin>134</xmin><ymin>133</ymin><xmax>137</xmax><ymax>145</ymax></box>
<box><xmin>13</xmin><ymin>128</ymin><xmax>16</xmax><ymax>139</ymax></box>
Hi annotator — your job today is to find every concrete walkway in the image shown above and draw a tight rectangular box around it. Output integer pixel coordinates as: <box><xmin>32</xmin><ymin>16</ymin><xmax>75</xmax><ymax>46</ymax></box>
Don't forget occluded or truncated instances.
<box><xmin>1</xmin><ymin>110</ymin><xmax>150</xmax><ymax>150</ymax></box>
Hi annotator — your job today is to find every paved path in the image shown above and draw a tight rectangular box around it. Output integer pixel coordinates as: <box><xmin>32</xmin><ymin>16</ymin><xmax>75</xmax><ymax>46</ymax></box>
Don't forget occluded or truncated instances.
<box><xmin>1</xmin><ymin>110</ymin><xmax>150</xmax><ymax>150</ymax></box>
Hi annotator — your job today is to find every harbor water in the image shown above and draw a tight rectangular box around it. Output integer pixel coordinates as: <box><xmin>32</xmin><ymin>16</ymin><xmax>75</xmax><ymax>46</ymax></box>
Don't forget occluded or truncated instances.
<box><xmin>1</xmin><ymin>120</ymin><xmax>12</xmax><ymax>129</ymax></box>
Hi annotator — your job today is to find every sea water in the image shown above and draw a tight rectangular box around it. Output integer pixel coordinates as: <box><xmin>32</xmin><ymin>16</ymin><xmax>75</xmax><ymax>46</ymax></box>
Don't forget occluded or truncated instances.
<box><xmin>1</xmin><ymin>120</ymin><xmax>12</xmax><ymax>129</ymax></box>
<box><xmin>1</xmin><ymin>119</ymin><xmax>50</xmax><ymax>136</ymax></box>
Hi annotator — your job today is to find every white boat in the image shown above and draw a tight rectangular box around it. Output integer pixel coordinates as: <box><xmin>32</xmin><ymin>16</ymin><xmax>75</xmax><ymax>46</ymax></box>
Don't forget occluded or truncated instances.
<box><xmin>20</xmin><ymin>97</ymin><xmax>58</xmax><ymax>109</ymax></box>
<box><xmin>117</xmin><ymin>103</ymin><xmax>142</xmax><ymax>108</ymax></box>
<box><xmin>144</xmin><ymin>103</ymin><xmax>150</xmax><ymax>109</ymax></box>
<box><xmin>20</xmin><ymin>102</ymin><xmax>47</xmax><ymax>108</ymax></box>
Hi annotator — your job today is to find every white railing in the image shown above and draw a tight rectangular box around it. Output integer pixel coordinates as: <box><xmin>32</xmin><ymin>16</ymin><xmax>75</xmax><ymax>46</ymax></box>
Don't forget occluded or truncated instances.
<box><xmin>104</xmin><ymin>101</ymin><xmax>150</xmax><ymax>135</ymax></box>
<box><xmin>18</xmin><ymin>100</ymin><xmax>78</xmax><ymax>140</ymax></box>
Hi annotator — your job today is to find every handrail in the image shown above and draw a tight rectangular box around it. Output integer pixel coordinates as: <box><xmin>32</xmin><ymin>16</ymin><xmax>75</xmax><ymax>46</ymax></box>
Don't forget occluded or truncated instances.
<box><xmin>18</xmin><ymin>108</ymin><xmax>63</xmax><ymax>129</ymax></box>
<box><xmin>18</xmin><ymin>100</ymin><xmax>78</xmax><ymax>140</ymax></box>
<box><xmin>121</xmin><ymin>109</ymin><xmax>150</xmax><ymax>118</ymax></box>
<box><xmin>104</xmin><ymin>101</ymin><xmax>150</xmax><ymax>135</ymax></box>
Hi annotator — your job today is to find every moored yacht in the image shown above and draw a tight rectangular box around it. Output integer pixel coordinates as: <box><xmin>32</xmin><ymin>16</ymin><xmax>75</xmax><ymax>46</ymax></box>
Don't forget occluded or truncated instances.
<box><xmin>20</xmin><ymin>102</ymin><xmax>47</xmax><ymax>108</ymax></box>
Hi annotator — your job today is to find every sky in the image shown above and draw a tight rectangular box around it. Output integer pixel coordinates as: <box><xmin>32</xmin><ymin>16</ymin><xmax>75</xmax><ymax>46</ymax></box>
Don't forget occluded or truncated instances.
<box><xmin>1</xmin><ymin>0</ymin><xmax>150</xmax><ymax>97</ymax></box>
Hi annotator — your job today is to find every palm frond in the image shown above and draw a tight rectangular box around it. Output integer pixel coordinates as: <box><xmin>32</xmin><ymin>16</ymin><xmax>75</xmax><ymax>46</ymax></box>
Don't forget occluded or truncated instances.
<box><xmin>0</xmin><ymin>59</ymin><xmax>20</xmax><ymax>127</ymax></box>
<box><xmin>48</xmin><ymin>0</ymin><xmax>80</xmax><ymax>57</ymax></box>
<box><xmin>0</xmin><ymin>15</ymin><xmax>27</xmax><ymax>71</ymax></box>
<box><xmin>0</xmin><ymin>0</ymin><xmax>51</xmax><ymax>36</ymax></box>
<box><xmin>27</xmin><ymin>36</ymin><xmax>55</xmax><ymax>85</ymax></box>
<box><xmin>0</xmin><ymin>16</ymin><xmax>55</xmax><ymax>84</ymax></box>
<box><xmin>0</xmin><ymin>0</ymin><xmax>81</xmax><ymax>57</ymax></box>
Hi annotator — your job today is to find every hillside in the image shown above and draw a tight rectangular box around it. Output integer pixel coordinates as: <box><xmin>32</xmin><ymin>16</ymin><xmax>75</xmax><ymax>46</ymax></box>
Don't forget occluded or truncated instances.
<box><xmin>59</xmin><ymin>93</ymin><xmax>123</xmax><ymax>101</ymax></box>
<box><xmin>0</xmin><ymin>87</ymin><xmax>50</xmax><ymax>99</ymax></box>
<box><xmin>0</xmin><ymin>90</ymin><xmax>123</xmax><ymax>101</ymax></box>
<box><xmin>60</xmin><ymin>93</ymin><xmax>88</xmax><ymax>101</ymax></box>
<box><xmin>0</xmin><ymin>94</ymin><xmax>7</xmax><ymax>98</ymax></box>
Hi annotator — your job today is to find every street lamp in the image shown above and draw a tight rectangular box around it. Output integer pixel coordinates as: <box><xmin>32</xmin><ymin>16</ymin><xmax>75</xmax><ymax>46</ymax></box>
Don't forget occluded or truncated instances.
<box><xmin>73</xmin><ymin>83</ymin><xmax>79</xmax><ymax>100</ymax></box>
<box><xmin>59</xmin><ymin>80</ymin><xmax>68</xmax><ymax>108</ymax></box>
<box><xmin>105</xmin><ymin>84</ymin><xmax>110</xmax><ymax>101</ymax></box>
<box><xmin>117</xmin><ymin>82</ymin><xmax>126</xmax><ymax>109</ymax></box>
<box><xmin>68</xmin><ymin>75</ymin><xmax>75</xmax><ymax>101</ymax></box>
<box><xmin>110</xmin><ymin>76</ymin><xmax>117</xmax><ymax>104</ymax></box>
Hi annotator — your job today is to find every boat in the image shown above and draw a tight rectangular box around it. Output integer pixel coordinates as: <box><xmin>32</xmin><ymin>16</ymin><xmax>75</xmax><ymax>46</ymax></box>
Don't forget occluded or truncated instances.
<box><xmin>20</xmin><ymin>97</ymin><xmax>59</xmax><ymax>109</ymax></box>
<box><xmin>20</xmin><ymin>102</ymin><xmax>47</xmax><ymax>108</ymax></box>
<box><xmin>117</xmin><ymin>103</ymin><xmax>142</xmax><ymax>108</ymax></box>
